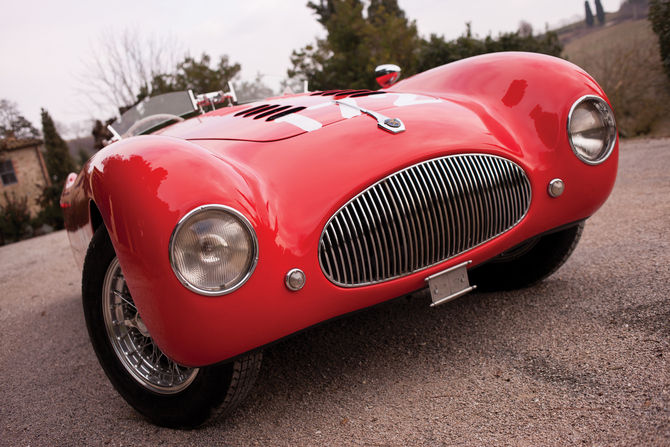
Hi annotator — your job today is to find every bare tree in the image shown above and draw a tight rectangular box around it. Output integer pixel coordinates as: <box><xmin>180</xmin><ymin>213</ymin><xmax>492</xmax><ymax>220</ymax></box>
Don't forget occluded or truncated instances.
<box><xmin>78</xmin><ymin>28</ymin><xmax>181</xmax><ymax>119</ymax></box>
<box><xmin>0</xmin><ymin>99</ymin><xmax>41</xmax><ymax>140</ymax></box>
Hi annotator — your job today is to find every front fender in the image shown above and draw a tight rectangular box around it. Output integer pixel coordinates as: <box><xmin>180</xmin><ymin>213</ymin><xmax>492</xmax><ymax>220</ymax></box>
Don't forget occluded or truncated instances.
<box><xmin>390</xmin><ymin>52</ymin><xmax>611</xmax><ymax>163</ymax></box>
<box><xmin>84</xmin><ymin>136</ymin><xmax>263</xmax><ymax>360</ymax></box>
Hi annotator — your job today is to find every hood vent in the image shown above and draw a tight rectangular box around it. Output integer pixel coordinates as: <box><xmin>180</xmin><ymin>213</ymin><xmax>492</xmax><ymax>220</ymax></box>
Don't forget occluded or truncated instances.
<box><xmin>234</xmin><ymin>105</ymin><xmax>307</xmax><ymax>122</ymax></box>
<box><xmin>310</xmin><ymin>90</ymin><xmax>386</xmax><ymax>99</ymax></box>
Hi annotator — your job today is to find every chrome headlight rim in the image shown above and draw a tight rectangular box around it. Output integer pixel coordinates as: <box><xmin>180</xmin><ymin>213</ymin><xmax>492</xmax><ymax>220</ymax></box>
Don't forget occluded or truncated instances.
<box><xmin>567</xmin><ymin>95</ymin><xmax>617</xmax><ymax>166</ymax></box>
<box><xmin>169</xmin><ymin>204</ymin><xmax>259</xmax><ymax>296</ymax></box>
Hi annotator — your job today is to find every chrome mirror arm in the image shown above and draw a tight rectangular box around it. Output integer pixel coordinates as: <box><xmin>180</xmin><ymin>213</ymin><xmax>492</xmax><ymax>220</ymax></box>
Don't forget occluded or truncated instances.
<box><xmin>106</xmin><ymin>125</ymin><xmax>122</xmax><ymax>144</ymax></box>
<box><xmin>227</xmin><ymin>81</ymin><xmax>238</xmax><ymax>105</ymax></box>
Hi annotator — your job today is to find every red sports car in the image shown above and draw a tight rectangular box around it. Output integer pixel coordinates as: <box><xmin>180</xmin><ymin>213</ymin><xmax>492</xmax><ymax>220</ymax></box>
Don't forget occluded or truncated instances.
<box><xmin>61</xmin><ymin>52</ymin><xmax>618</xmax><ymax>428</ymax></box>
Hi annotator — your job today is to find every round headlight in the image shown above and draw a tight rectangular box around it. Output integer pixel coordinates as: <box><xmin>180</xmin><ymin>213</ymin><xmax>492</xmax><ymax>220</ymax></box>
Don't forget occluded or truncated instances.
<box><xmin>567</xmin><ymin>95</ymin><xmax>617</xmax><ymax>165</ymax></box>
<box><xmin>169</xmin><ymin>205</ymin><xmax>258</xmax><ymax>296</ymax></box>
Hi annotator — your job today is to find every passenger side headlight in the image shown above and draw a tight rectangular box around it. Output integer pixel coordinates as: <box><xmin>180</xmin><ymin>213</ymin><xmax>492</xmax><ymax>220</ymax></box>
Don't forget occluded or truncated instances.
<box><xmin>169</xmin><ymin>205</ymin><xmax>258</xmax><ymax>296</ymax></box>
<box><xmin>567</xmin><ymin>95</ymin><xmax>617</xmax><ymax>165</ymax></box>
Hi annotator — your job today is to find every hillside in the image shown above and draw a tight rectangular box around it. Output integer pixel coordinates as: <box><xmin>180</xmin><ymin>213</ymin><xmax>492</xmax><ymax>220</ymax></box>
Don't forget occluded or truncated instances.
<box><xmin>554</xmin><ymin>0</ymin><xmax>649</xmax><ymax>45</ymax></box>
<box><xmin>563</xmin><ymin>19</ymin><xmax>655</xmax><ymax>59</ymax></box>
<box><xmin>559</xmin><ymin>17</ymin><xmax>670</xmax><ymax>138</ymax></box>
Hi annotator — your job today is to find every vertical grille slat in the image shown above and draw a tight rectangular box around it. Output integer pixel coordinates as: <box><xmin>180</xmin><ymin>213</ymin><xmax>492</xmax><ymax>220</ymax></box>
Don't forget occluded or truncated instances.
<box><xmin>352</xmin><ymin>199</ymin><xmax>377</xmax><ymax>283</ymax></box>
<box><xmin>492</xmin><ymin>158</ymin><xmax>512</xmax><ymax>229</ymax></box>
<box><xmin>347</xmin><ymin>206</ymin><xmax>372</xmax><ymax>284</ymax></box>
<box><xmin>338</xmin><ymin>212</ymin><xmax>361</xmax><ymax>285</ymax></box>
<box><xmin>361</xmin><ymin>192</ymin><xmax>386</xmax><ymax>281</ymax></box>
<box><xmin>479</xmin><ymin>157</ymin><xmax>502</xmax><ymax>237</ymax></box>
<box><xmin>384</xmin><ymin>180</ymin><xmax>412</xmax><ymax>273</ymax></box>
<box><xmin>422</xmin><ymin>163</ymin><xmax>448</xmax><ymax>261</ymax></box>
<box><xmin>428</xmin><ymin>161</ymin><xmax>457</xmax><ymax>259</ymax></box>
<box><xmin>323</xmin><ymin>229</ymin><xmax>342</xmax><ymax>284</ymax></box>
<box><xmin>458</xmin><ymin>157</ymin><xmax>482</xmax><ymax>246</ymax></box>
<box><xmin>468</xmin><ymin>157</ymin><xmax>493</xmax><ymax>241</ymax></box>
<box><xmin>398</xmin><ymin>173</ymin><xmax>424</xmax><ymax>270</ymax></box>
<box><xmin>444</xmin><ymin>158</ymin><xmax>470</xmax><ymax>254</ymax></box>
<box><xmin>414</xmin><ymin>166</ymin><xmax>440</xmax><ymax>265</ymax></box>
<box><xmin>373</xmin><ymin>188</ymin><xmax>400</xmax><ymax>278</ymax></box>
<box><xmin>319</xmin><ymin>154</ymin><xmax>532</xmax><ymax>287</ymax></box>
<box><xmin>408</xmin><ymin>169</ymin><xmax>433</xmax><ymax>266</ymax></box>
<box><xmin>331</xmin><ymin>218</ymin><xmax>352</xmax><ymax>285</ymax></box>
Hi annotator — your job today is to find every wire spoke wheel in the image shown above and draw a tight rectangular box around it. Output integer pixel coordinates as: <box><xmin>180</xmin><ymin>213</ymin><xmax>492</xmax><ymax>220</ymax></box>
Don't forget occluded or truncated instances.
<box><xmin>83</xmin><ymin>225</ymin><xmax>263</xmax><ymax>428</ymax></box>
<box><xmin>102</xmin><ymin>257</ymin><xmax>198</xmax><ymax>394</ymax></box>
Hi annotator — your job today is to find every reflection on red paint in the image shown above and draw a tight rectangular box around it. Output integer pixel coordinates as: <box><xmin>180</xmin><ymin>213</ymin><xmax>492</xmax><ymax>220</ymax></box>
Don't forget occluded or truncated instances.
<box><xmin>502</xmin><ymin>79</ymin><xmax>528</xmax><ymax>108</ymax></box>
<box><xmin>100</xmin><ymin>154</ymin><xmax>178</xmax><ymax>254</ymax></box>
<box><xmin>529</xmin><ymin>105</ymin><xmax>559</xmax><ymax>149</ymax></box>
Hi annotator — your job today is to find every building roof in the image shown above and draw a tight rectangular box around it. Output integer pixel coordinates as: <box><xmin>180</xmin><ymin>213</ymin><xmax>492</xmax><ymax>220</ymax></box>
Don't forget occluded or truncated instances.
<box><xmin>0</xmin><ymin>137</ymin><xmax>43</xmax><ymax>152</ymax></box>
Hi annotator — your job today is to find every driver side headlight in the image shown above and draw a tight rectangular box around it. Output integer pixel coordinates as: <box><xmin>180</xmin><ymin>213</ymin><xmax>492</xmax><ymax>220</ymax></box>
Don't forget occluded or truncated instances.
<box><xmin>169</xmin><ymin>205</ymin><xmax>258</xmax><ymax>296</ymax></box>
<box><xmin>567</xmin><ymin>95</ymin><xmax>617</xmax><ymax>165</ymax></box>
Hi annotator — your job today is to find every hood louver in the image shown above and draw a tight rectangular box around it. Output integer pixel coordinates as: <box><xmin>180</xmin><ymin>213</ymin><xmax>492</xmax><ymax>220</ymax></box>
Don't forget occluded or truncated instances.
<box><xmin>310</xmin><ymin>90</ymin><xmax>386</xmax><ymax>99</ymax></box>
<box><xmin>234</xmin><ymin>105</ymin><xmax>307</xmax><ymax>122</ymax></box>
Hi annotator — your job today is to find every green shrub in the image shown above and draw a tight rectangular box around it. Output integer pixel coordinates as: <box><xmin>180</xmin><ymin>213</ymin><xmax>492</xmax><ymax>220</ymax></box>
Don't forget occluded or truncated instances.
<box><xmin>0</xmin><ymin>192</ymin><xmax>31</xmax><ymax>244</ymax></box>
<box><xmin>36</xmin><ymin>184</ymin><xmax>65</xmax><ymax>230</ymax></box>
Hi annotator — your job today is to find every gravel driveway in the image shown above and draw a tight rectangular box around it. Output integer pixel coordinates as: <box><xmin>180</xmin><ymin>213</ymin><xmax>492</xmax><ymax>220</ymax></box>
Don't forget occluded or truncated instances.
<box><xmin>1</xmin><ymin>138</ymin><xmax>669</xmax><ymax>446</ymax></box>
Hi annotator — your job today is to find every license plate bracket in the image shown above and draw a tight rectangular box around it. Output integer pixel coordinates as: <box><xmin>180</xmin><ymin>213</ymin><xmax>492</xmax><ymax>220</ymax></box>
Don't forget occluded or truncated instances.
<box><xmin>425</xmin><ymin>260</ymin><xmax>476</xmax><ymax>307</ymax></box>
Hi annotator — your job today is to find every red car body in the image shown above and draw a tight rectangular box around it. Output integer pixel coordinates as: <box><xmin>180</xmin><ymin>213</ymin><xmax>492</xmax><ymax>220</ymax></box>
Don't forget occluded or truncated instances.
<box><xmin>62</xmin><ymin>52</ymin><xmax>617</xmax><ymax>368</ymax></box>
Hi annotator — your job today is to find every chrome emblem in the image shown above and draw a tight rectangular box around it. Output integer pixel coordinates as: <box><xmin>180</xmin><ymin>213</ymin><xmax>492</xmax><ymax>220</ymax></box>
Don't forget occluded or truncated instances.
<box><xmin>384</xmin><ymin>118</ymin><xmax>402</xmax><ymax>128</ymax></box>
<box><xmin>333</xmin><ymin>100</ymin><xmax>405</xmax><ymax>134</ymax></box>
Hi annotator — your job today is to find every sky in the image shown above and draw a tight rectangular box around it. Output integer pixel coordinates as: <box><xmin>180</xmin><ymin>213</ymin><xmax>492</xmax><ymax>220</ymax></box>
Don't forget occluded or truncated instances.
<box><xmin>0</xmin><ymin>0</ymin><xmax>622</xmax><ymax>138</ymax></box>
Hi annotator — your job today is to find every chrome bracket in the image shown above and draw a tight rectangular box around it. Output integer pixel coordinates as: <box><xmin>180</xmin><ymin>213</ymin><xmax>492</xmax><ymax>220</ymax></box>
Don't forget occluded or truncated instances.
<box><xmin>333</xmin><ymin>100</ymin><xmax>405</xmax><ymax>134</ymax></box>
<box><xmin>425</xmin><ymin>260</ymin><xmax>476</xmax><ymax>307</ymax></box>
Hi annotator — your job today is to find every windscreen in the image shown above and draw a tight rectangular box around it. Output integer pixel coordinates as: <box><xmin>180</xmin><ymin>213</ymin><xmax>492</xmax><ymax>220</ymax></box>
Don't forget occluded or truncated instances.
<box><xmin>111</xmin><ymin>91</ymin><xmax>197</xmax><ymax>137</ymax></box>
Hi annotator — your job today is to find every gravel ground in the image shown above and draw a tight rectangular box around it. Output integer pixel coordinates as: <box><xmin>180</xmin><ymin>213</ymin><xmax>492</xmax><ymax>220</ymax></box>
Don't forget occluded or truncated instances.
<box><xmin>1</xmin><ymin>138</ymin><xmax>669</xmax><ymax>446</ymax></box>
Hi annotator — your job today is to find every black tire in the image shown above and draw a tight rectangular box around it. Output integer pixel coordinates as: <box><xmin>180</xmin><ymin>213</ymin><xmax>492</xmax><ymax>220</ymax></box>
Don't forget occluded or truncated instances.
<box><xmin>468</xmin><ymin>221</ymin><xmax>585</xmax><ymax>292</ymax></box>
<box><xmin>82</xmin><ymin>225</ymin><xmax>262</xmax><ymax>429</ymax></box>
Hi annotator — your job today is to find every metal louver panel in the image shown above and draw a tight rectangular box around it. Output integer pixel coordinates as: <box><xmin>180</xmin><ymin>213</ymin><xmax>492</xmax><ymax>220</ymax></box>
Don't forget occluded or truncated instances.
<box><xmin>319</xmin><ymin>154</ymin><xmax>532</xmax><ymax>287</ymax></box>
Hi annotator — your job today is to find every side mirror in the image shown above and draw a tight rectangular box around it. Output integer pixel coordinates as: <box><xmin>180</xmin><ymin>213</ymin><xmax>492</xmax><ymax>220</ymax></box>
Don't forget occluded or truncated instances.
<box><xmin>375</xmin><ymin>64</ymin><xmax>401</xmax><ymax>89</ymax></box>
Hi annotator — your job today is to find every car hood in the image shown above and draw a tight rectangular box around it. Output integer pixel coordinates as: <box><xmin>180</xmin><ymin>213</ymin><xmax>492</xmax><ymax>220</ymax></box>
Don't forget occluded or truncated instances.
<box><xmin>154</xmin><ymin>91</ymin><xmax>443</xmax><ymax>142</ymax></box>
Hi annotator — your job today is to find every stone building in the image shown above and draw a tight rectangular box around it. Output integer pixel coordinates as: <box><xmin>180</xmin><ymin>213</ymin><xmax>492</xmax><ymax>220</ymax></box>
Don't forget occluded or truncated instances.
<box><xmin>0</xmin><ymin>133</ymin><xmax>51</xmax><ymax>216</ymax></box>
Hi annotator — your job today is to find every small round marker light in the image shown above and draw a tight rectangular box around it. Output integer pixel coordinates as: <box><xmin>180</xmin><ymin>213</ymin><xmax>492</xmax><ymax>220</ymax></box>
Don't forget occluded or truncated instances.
<box><xmin>285</xmin><ymin>269</ymin><xmax>306</xmax><ymax>291</ymax></box>
<box><xmin>548</xmin><ymin>179</ymin><xmax>565</xmax><ymax>198</ymax></box>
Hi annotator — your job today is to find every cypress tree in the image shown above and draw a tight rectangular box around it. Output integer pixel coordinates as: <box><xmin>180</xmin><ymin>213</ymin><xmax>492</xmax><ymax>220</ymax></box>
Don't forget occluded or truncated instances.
<box><xmin>585</xmin><ymin>1</ymin><xmax>595</xmax><ymax>26</ymax></box>
<box><xmin>37</xmin><ymin>109</ymin><xmax>76</xmax><ymax>230</ymax></box>
<box><xmin>595</xmin><ymin>0</ymin><xmax>606</xmax><ymax>25</ymax></box>
<box><xmin>649</xmin><ymin>0</ymin><xmax>670</xmax><ymax>82</ymax></box>
<box><xmin>41</xmin><ymin>109</ymin><xmax>76</xmax><ymax>185</ymax></box>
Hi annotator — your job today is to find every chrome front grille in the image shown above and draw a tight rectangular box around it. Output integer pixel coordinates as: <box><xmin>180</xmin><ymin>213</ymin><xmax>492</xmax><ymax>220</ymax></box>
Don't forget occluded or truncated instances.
<box><xmin>319</xmin><ymin>154</ymin><xmax>532</xmax><ymax>287</ymax></box>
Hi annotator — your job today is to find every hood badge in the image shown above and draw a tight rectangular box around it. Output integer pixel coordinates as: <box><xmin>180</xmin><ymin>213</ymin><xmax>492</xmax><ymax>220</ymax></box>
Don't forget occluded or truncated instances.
<box><xmin>333</xmin><ymin>100</ymin><xmax>405</xmax><ymax>134</ymax></box>
<box><xmin>384</xmin><ymin>118</ymin><xmax>402</xmax><ymax>129</ymax></box>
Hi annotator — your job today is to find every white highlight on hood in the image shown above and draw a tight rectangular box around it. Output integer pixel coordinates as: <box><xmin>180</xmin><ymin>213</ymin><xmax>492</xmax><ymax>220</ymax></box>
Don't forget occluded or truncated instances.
<box><xmin>393</xmin><ymin>93</ymin><xmax>442</xmax><ymax>107</ymax></box>
<box><xmin>274</xmin><ymin>114</ymin><xmax>323</xmax><ymax>132</ymax></box>
<box><xmin>336</xmin><ymin>98</ymin><xmax>362</xmax><ymax>118</ymax></box>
